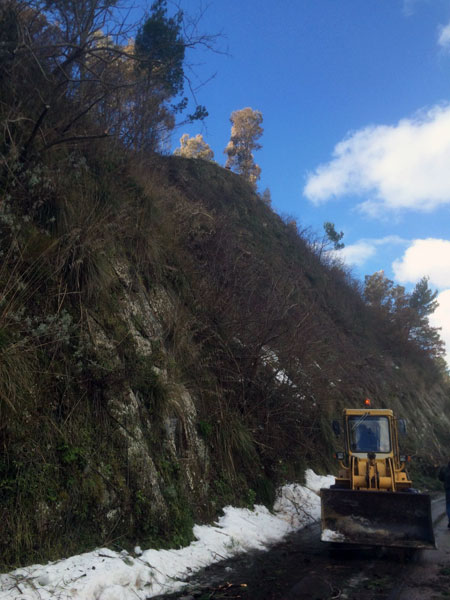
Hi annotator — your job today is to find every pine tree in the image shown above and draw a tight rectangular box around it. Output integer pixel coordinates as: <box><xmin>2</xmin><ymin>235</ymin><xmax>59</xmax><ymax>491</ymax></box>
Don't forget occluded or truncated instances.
<box><xmin>408</xmin><ymin>277</ymin><xmax>443</xmax><ymax>358</ymax></box>
<box><xmin>323</xmin><ymin>222</ymin><xmax>344</xmax><ymax>250</ymax></box>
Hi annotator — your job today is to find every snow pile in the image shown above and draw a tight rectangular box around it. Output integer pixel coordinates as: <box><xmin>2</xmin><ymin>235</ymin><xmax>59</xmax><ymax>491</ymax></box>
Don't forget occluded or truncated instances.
<box><xmin>273</xmin><ymin>469</ymin><xmax>334</xmax><ymax>527</ymax></box>
<box><xmin>0</xmin><ymin>470</ymin><xmax>334</xmax><ymax>600</ymax></box>
<box><xmin>321</xmin><ymin>529</ymin><xmax>346</xmax><ymax>542</ymax></box>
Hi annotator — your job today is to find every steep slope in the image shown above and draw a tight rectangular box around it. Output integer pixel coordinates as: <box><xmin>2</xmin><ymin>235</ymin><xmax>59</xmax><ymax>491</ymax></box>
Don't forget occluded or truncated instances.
<box><xmin>1</xmin><ymin>151</ymin><xmax>449</xmax><ymax>569</ymax></box>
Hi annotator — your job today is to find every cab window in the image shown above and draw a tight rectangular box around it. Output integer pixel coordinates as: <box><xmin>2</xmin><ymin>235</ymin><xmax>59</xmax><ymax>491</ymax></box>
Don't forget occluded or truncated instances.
<box><xmin>348</xmin><ymin>416</ymin><xmax>391</xmax><ymax>453</ymax></box>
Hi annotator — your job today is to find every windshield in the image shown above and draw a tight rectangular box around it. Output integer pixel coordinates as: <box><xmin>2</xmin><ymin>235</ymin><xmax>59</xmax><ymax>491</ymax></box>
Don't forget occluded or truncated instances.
<box><xmin>348</xmin><ymin>415</ymin><xmax>391</xmax><ymax>453</ymax></box>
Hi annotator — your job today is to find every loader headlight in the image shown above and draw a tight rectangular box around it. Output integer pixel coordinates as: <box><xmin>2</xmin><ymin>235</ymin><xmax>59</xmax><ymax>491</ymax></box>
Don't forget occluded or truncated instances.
<box><xmin>334</xmin><ymin>452</ymin><xmax>345</xmax><ymax>460</ymax></box>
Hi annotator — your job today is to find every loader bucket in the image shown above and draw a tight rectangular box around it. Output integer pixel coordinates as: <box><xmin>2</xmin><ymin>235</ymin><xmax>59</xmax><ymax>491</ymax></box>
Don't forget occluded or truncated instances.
<box><xmin>320</xmin><ymin>488</ymin><xmax>435</xmax><ymax>549</ymax></box>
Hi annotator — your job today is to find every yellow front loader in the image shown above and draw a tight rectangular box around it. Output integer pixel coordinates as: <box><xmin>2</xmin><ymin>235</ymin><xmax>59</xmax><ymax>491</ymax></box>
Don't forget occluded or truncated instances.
<box><xmin>320</xmin><ymin>402</ymin><xmax>435</xmax><ymax>549</ymax></box>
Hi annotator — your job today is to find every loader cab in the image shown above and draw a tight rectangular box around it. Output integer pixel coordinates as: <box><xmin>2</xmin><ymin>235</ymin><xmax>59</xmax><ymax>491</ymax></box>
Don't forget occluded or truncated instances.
<box><xmin>333</xmin><ymin>406</ymin><xmax>412</xmax><ymax>491</ymax></box>
<box><xmin>344</xmin><ymin>409</ymin><xmax>395</xmax><ymax>459</ymax></box>
<box><xmin>348</xmin><ymin>415</ymin><xmax>391</xmax><ymax>454</ymax></box>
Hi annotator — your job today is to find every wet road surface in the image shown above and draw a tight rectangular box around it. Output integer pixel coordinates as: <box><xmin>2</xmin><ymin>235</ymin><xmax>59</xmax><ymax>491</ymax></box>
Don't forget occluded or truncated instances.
<box><xmin>397</xmin><ymin>495</ymin><xmax>450</xmax><ymax>600</ymax></box>
<box><xmin>151</xmin><ymin>496</ymin><xmax>449</xmax><ymax>600</ymax></box>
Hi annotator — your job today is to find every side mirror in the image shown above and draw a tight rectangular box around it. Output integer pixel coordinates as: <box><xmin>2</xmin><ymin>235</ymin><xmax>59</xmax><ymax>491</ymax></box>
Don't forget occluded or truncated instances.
<box><xmin>332</xmin><ymin>420</ymin><xmax>341</xmax><ymax>436</ymax></box>
<box><xmin>398</xmin><ymin>419</ymin><xmax>407</xmax><ymax>435</ymax></box>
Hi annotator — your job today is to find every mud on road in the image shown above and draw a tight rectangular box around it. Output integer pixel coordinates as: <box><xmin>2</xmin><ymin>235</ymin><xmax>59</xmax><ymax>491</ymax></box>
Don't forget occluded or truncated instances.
<box><xmin>151</xmin><ymin>497</ymin><xmax>450</xmax><ymax>600</ymax></box>
<box><xmin>397</xmin><ymin>499</ymin><xmax>450</xmax><ymax>600</ymax></box>
<box><xmin>150</xmin><ymin>525</ymin><xmax>414</xmax><ymax>600</ymax></box>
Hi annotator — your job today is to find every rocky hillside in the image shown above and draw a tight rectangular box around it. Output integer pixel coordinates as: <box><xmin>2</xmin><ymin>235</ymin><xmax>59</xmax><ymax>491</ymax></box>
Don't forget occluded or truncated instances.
<box><xmin>1</xmin><ymin>150</ymin><xmax>449</xmax><ymax>569</ymax></box>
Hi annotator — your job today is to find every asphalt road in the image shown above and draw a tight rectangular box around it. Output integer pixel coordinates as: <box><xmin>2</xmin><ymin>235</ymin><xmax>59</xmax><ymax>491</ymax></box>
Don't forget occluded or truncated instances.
<box><xmin>395</xmin><ymin>495</ymin><xmax>450</xmax><ymax>600</ymax></box>
<box><xmin>150</xmin><ymin>495</ymin><xmax>449</xmax><ymax>600</ymax></box>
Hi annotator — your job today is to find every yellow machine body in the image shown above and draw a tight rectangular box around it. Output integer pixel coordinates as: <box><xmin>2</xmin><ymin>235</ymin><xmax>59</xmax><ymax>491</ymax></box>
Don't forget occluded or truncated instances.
<box><xmin>335</xmin><ymin>408</ymin><xmax>411</xmax><ymax>492</ymax></box>
<box><xmin>320</xmin><ymin>407</ymin><xmax>435</xmax><ymax>549</ymax></box>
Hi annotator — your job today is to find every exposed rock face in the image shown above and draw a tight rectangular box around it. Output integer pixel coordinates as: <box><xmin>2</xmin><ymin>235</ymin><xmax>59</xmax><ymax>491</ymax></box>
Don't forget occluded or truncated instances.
<box><xmin>2</xmin><ymin>155</ymin><xmax>449</xmax><ymax>568</ymax></box>
<box><xmin>79</xmin><ymin>263</ymin><xmax>212</xmax><ymax>545</ymax></box>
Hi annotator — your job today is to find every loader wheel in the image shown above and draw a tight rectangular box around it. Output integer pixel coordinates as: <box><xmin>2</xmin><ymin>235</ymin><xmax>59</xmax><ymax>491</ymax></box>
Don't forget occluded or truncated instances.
<box><xmin>386</xmin><ymin>547</ymin><xmax>417</xmax><ymax>562</ymax></box>
<box><xmin>327</xmin><ymin>542</ymin><xmax>346</xmax><ymax>560</ymax></box>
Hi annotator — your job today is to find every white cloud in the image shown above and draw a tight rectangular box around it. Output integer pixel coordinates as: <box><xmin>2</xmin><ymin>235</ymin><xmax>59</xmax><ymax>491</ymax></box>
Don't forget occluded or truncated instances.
<box><xmin>393</xmin><ymin>238</ymin><xmax>450</xmax><ymax>366</ymax></box>
<box><xmin>429</xmin><ymin>289</ymin><xmax>450</xmax><ymax>366</ymax></box>
<box><xmin>375</xmin><ymin>235</ymin><xmax>408</xmax><ymax>246</ymax></box>
<box><xmin>402</xmin><ymin>0</ymin><xmax>422</xmax><ymax>16</ymax></box>
<box><xmin>304</xmin><ymin>105</ymin><xmax>450</xmax><ymax>215</ymax></box>
<box><xmin>438</xmin><ymin>22</ymin><xmax>450</xmax><ymax>49</ymax></box>
<box><xmin>392</xmin><ymin>238</ymin><xmax>450</xmax><ymax>288</ymax></box>
<box><xmin>403</xmin><ymin>0</ymin><xmax>437</xmax><ymax>16</ymax></box>
<box><xmin>339</xmin><ymin>241</ymin><xmax>376</xmax><ymax>266</ymax></box>
<box><xmin>337</xmin><ymin>235</ymin><xmax>407</xmax><ymax>267</ymax></box>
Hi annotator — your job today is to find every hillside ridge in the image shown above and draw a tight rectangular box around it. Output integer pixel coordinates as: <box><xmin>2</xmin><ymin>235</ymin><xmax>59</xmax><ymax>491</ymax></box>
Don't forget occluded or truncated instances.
<box><xmin>1</xmin><ymin>152</ymin><xmax>449</xmax><ymax>569</ymax></box>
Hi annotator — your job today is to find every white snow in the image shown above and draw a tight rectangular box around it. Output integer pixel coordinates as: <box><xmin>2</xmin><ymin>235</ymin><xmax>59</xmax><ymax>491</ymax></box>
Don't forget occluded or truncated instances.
<box><xmin>0</xmin><ymin>469</ymin><xmax>334</xmax><ymax>600</ymax></box>
<box><xmin>260</xmin><ymin>347</ymin><xmax>294</xmax><ymax>386</ymax></box>
<box><xmin>321</xmin><ymin>529</ymin><xmax>346</xmax><ymax>542</ymax></box>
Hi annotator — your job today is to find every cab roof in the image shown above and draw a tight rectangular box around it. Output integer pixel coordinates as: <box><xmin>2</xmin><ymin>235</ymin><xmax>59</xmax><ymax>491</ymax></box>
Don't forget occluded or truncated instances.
<box><xmin>343</xmin><ymin>408</ymin><xmax>394</xmax><ymax>417</ymax></box>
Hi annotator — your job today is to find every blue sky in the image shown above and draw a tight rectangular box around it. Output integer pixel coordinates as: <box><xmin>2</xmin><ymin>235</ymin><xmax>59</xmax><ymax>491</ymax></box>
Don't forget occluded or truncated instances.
<box><xmin>165</xmin><ymin>0</ymin><xmax>450</xmax><ymax>361</ymax></box>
